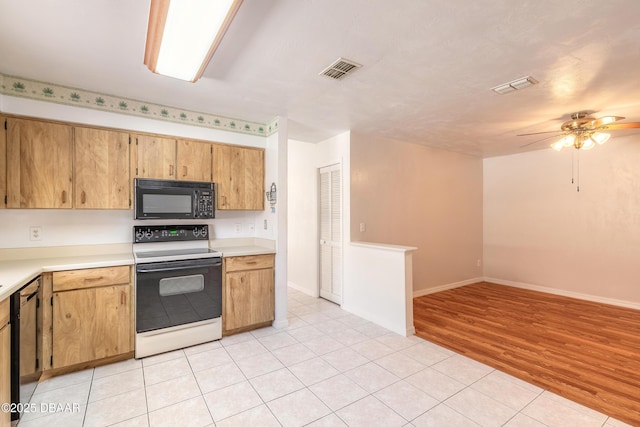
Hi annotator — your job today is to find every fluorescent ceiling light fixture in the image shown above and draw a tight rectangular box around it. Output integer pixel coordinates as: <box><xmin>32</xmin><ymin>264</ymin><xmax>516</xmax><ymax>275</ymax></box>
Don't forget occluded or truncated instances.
<box><xmin>144</xmin><ymin>0</ymin><xmax>243</xmax><ymax>82</ymax></box>
<box><xmin>492</xmin><ymin>76</ymin><xmax>538</xmax><ymax>94</ymax></box>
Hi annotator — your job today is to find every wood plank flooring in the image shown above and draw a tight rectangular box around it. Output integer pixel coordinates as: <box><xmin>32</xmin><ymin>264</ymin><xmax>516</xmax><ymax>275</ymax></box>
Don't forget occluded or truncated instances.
<box><xmin>413</xmin><ymin>282</ymin><xmax>640</xmax><ymax>426</ymax></box>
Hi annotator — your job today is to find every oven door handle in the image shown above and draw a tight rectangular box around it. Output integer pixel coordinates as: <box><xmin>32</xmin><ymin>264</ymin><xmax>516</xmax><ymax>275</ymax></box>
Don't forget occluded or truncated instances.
<box><xmin>137</xmin><ymin>260</ymin><xmax>221</xmax><ymax>273</ymax></box>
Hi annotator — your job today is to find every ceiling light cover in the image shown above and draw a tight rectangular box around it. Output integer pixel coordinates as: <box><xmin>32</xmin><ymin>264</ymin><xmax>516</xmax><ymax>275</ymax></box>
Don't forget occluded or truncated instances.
<box><xmin>492</xmin><ymin>76</ymin><xmax>538</xmax><ymax>94</ymax></box>
<box><xmin>145</xmin><ymin>0</ymin><xmax>243</xmax><ymax>82</ymax></box>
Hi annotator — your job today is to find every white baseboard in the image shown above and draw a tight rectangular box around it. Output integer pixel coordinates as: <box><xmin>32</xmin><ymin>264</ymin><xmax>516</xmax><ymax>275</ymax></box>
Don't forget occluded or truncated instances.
<box><xmin>484</xmin><ymin>277</ymin><xmax>640</xmax><ymax>311</ymax></box>
<box><xmin>413</xmin><ymin>277</ymin><xmax>484</xmax><ymax>298</ymax></box>
<box><xmin>287</xmin><ymin>281</ymin><xmax>318</xmax><ymax>297</ymax></box>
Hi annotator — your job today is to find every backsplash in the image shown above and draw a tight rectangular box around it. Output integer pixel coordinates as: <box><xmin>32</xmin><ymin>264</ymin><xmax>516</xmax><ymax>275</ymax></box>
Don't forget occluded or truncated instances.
<box><xmin>0</xmin><ymin>209</ymin><xmax>263</xmax><ymax>248</ymax></box>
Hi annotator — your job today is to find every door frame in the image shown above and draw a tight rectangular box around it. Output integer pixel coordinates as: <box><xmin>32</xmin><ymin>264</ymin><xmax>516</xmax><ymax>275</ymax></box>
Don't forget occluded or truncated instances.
<box><xmin>317</xmin><ymin>162</ymin><xmax>343</xmax><ymax>304</ymax></box>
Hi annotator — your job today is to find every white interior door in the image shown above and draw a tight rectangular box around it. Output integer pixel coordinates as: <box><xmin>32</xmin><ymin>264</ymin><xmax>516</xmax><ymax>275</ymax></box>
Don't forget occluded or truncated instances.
<box><xmin>319</xmin><ymin>164</ymin><xmax>342</xmax><ymax>304</ymax></box>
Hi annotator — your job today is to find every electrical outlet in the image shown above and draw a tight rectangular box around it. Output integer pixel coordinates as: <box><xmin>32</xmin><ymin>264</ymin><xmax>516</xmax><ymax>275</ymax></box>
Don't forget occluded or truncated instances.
<box><xmin>246</xmin><ymin>223</ymin><xmax>255</xmax><ymax>233</ymax></box>
<box><xmin>359</xmin><ymin>222</ymin><xmax>366</xmax><ymax>232</ymax></box>
<box><xmin>264</xmin><ymin>219</ymin><xmax>268</xmax><ymax>230</ymax></box>
<box><xmin>30</xmin><ymin>226</ymin><xmax>42</xmax><ymax>241</ymax></box>
<box><xmin>477</xmin><ymin>259</ymin><xmax>481</xmax><ymax>267</ymax></box>
<box><xmin>234</xmin><ymin>223</ymin><xmax>242</xmax><ymax>234</ymax></box>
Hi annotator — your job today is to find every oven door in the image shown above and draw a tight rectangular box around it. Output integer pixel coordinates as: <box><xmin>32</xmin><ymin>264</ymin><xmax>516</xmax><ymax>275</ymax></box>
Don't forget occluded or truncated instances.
<box><xmin>135</xmin><ymin>258</ymin><xmax>222</xmax><ymax>334</ymax></box>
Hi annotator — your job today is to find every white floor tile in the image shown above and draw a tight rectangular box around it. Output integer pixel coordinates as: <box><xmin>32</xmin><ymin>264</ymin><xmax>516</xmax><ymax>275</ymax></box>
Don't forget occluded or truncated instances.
<box><xmin>219</xmin><ymin>331</ymin><xmax>255</xmax><ymax>346</ymax></box>
<box><xmin>148</xmin><ymin>396</ymin><xmax>212</xmax><ymax>427</ymax></box>
<box><xmin>215</xmin><ymin>404</ymin><xmax>281</xmax><ymax>427</ymax></box>
<box><xmin>287</xmin><ymin>325</ymin><xmax>326</xmax><ymax>342</ymax></box>
<box><xmin>374</xmin><ymin>352</ymin><xmax>427</xmax><ymax>378</ymax></box>
<box><xmin>336</xmin><ymin>395</ymin><xmax>406</xmax><ymax>427</ymax></box>
<box><xmin>431</xmin><ymin>354</ymin><xmax>494</xmax><ymax>385</ymax></box>
<box><xmin>203</xmin><ymin>381</ymin><xmax>263</xmax><ymax>422</ymax></box>
<box><xmin>257</xmin><ymin>331</ymin><xmax>299</xmax><ymax>351</ymax></box>
<box><xmin>270</xmin><ymin>342</ymin><xmax>317</xmax><ymax>366</ymax></box>
<box><xmin>302</xmin><ymin>335</ymin><xmax>346</xmax><ymax>355</ymax></box>
<box><xmin>470</xmin><ymin>370</ymin><xmax>542</xmax><ymax>411</ymax></box>
<box><xmin>186</xmin><ymin>347</ymin><xmax>233</xmax><ymax>372</ymax></box>
<box><xmin>349</xmin><ymin>339</ymin><xmax>395</xmax><ymax>360</ymax></box>
<box><xmin>145</xmin><ymin>373</ymin><xmax>201</xmax><ymax>412</ymax></box>
<box><xmin>374</xmin><ymin>381</ymin><xmax>439</xmax><ymax>421</ymax></box>
<box><xmin>34</xmin><ymin>368</ymin><xmax>94</xmax><ymax>394</ymax></box>
<box><xmin>267</xmin><ymin>388</ymin><xmax>331</xmax><ymax>427</ymax></box>
<box><xmin>309</xmin><ymin>374</ymin><xmax>369</xmax><ymax>411</ymax></box>
<box><xmin>320</xmin><ymin>347</ymin><xmax>370</xmax><ymax>372</ymax></box>
<box><xmin>345</xmin><ymin>362</ymin><xmax>400</xmax><ymax>393</ymax></box>
<box><xmin>182</xmin><ymin>340</ymin><xmax>222</xmax><ymax>356</ymax></box>
<box><xmin>194</xmin><ymin>361</ymin><xmax>246</xmax><ymax>394</ymax></box>
<box><xmin>235</xmin><ymin>351</ymin><xmax>285</xmax><ymax>378</ymax></box>
<box><xmin>249</xmin><ymin>368</ymin><xmax>305</xmax><ymax>402</ymax></box>
<box><xmin>143</xmin><ymin>357</ymin><xmax>191</xmax><ymax>385</ymax></box>
<box><xmin>521</xmin><ymin>393</ymin><xmax>609</xmax><ymax>427</ymax></box>
<box><xmin>376</xmin><ymin>333</ymin><xmax>420</xmax><ymax>351</ymax></box>
<box><xmin>110</xmin><ymin>414</ymin><xmax>150</xmax><ymax>427</ymax></box>
<box><xmin>406</xmin><ymin>367</ymin><xmax>466</xmax><ymax>401</ymax></box>
<box><xmin>399</xmin><ymin>342</ymin><xmax>452</xmax><ymax>366</ymax></box>
<box><xmin>89</xmin><ymin>368</ymin><xmax>144</xmax><ymax>402</ymax></box>
<box><xmin>224</xmin><ymin>339</ymin><xmax>268</xmax><ymax>361</ymax></box>
<box><xmin>16</xmin><ymin>404</ymin><xmax>86</xmax><ymax>427</ymax></box>
<box><xmin>84</xmin><ymin>389</ymin><xmax>147</xmax><ymax>427</ymax></box>
<box><xmin>332</xmin><ymin>328</ymin><xmax>370</xmax><ymax>346</ymax></box>
<box><xmin>289</xmin><ymin>357</ymin><xmax>340</xmax><ymax>386</ymax></box>
<box><xmin>28</xmin><ymin>381</ymin><xmax>91</xmax><ymax>419</ymax></box>
<box><xmin>306</xmin><ymin>413</ymin><xmax>348</xmax><ymax>426</ymax></box>
<box><xmin>316</xmin><ymin>319</ymin><xmax>352</xmax><ymax>334</ymax></box>
<box><xmin>504</xmin><ymin>413</ymin><xmax>548</xmax><ymax>427</ymax></box>
<box><xmin>93</xmin><ymin>358</ymin><xmax>142</xmax><ymax>380</ymax></box>
<box><xmin>141</xmin><ymin>349</ymin><xmax>185</xmax><ymax>367</ymax></box>
<box><xmin>445</xmin><ymin>387</ymin><xmax>517</xmax><ymax>427</ymax></box>
<box><xmin>412</xmin><ymin>404</ymin><xmax>480</xmax><ymax>427</ymax></box>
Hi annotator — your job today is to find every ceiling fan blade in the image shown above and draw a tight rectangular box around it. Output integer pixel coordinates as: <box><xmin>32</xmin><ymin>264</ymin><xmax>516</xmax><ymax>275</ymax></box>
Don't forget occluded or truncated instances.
<box><xmin>592</xmin><ymin>116</ymin><xmax>625</xmax><ymax>127</ymax></box>
<box><xmin>602</xmin><ymin>122</ymin><xmax>640</xmax><ymax>130</ymax></box>
<box><xmin>517</xmin><ymin>130</ymin><xmax>564</xmax><ymax>136</ymax></box>
<box><xmin>519</xmin><ymin>134</ymin><xmax>563</xmax><ymax>148</ymax></box>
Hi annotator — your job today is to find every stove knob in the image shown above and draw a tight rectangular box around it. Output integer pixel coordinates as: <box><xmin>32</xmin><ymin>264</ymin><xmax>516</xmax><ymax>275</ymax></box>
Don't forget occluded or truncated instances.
<box><xmin>135</xmin><ymin>230</ymin><xmax>145</xmax><ymax>241</ymax></box>
<box><xmin>145</xmin><ymin>229</ymin><xmax>153</xmax><ymax>239</ymax></box>
<box><xmin>200</xmin><ymin>227</ymin><xmax>208</xmax><ymax>238</ymax></box>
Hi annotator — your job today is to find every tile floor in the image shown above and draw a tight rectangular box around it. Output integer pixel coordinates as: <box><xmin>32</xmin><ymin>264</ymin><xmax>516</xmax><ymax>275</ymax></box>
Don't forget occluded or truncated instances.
<box><xmin>15</xmin><ymin>288</ymin><xmax>633</xmax><ymax>427</ymax></box>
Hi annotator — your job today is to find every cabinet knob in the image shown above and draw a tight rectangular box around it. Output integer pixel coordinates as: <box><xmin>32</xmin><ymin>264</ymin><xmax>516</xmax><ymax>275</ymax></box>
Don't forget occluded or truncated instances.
<box><xmin>183</xmin><ymin>166</ymin><xmax>188</xmax><ymax>177</ymax></box>
<box><xmin>81</xmin><ymin>191</ymin><xmax>86</xmax><ymax>204</ymax></box>
<box><xmin>61</xmin><ymin>190</ymin><xmax>67</xmax><ymax>204</ymax></box>
<box><xmin>169</xmin><ymin>165</ymin><xmax>174</xmax><ymax>176</ymax></box>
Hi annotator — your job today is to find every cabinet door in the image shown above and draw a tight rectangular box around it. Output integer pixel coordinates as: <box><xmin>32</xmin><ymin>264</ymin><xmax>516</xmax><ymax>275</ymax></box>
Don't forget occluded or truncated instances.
<box><xmin>6</xmin><ymin>118</ymin><xmax>73</xmax><ymax>208</ymax></box>
<box><xmin>213</xmin><ymin>144</ymin><xmax>265</xmax><ymax>210</ymax></box>
<box><xmin>0</xmin><ymin>323</ymin><xmax>10</xmax><ymax>427</ymax></box>
<box><xmin>74</xmin><ymin>127</ymin><xmax>131</xmax><ymax>209</ymax></box>
<box><xmin>225</xmin><ymin>268</ymin><xmax>274</xmax><ymax>330</ymax></box>
<box><xmin>52</xmin><ymin>285</ymin><xmax>131</xmax><ymax>368</ymax></box>
<box><xmin>0</xmin><ymin>117</ymin><xmax>6</xmax><ymax>210</ymax></box>
<box><xmin>135</xmin><ymin>135</ymin><xmax>176</xmax><ymax>179</ymax></box>
<box><xmin>243</xmin><ymin>148</ymin><xmax>265</xmax><ymax>210</ymax></box>
<box><xmin>177</xmin><ymin>139</ymin><xmax>212</xmax><ymax>182</ymax></box>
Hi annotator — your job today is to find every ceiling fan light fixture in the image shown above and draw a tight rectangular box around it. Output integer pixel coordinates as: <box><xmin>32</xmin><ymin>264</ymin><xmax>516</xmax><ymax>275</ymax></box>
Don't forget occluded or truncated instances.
<box><xmin>144</xmin><ymin>0</ymin><xmax>243</xmax><ymax>82</ymax></box>
<box><xmin>581</xmin><ymin>136</ymin><xmax>595</xmax><ymax>150</ymax></box>
<box><xmin>551</xmin><ymin>140</ymin><xmax>565</xmax><ymax>151</ymax></box>
<box><xmin>561</xmin><ymin>134</ymin><xmax>576</xmax><ymax>147</ymax></box>
<box><xmin>592</xmin><ymin>132</ymin><xmax>610</xmax><ymax>145</ymax></box>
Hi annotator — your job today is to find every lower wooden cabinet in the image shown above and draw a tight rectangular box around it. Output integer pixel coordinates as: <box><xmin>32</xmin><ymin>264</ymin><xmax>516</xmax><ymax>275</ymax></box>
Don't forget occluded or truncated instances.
<box><xmin>50</xmin><ymin>266</ymin><xmax>132</xmax><ymax>369</ymax></box>
<box><xmin>0</xmin><ymin>298</ymin><xmax>11</xmax><ymax>427</ymax></box>
<box><xmin>223</xmin><ymin>254</ymin><xmax>275</xmax><ymax>334</ymax></box>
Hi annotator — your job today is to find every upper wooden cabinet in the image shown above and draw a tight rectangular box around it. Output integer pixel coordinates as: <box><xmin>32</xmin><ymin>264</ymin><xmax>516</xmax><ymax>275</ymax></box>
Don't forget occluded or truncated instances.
<box><xmin>6</xmin><ymin>118</ymin><xmax>73</xmax><ymax>208</ymax></box>
<box><xmin>135</xmin><ymin>134</ymin><xmax>177</xmax><ymax>179</ymax></box>
<box><xmin>177</xmin><ymin>139</ymin><xmax>213</xmax><ymax>182</ymax></box>
<box><xmin>74</xmin><ymin>127</ymin><xmax>131</xmax><ymax>209</ymax></box>
<box><xmin>135</xmin><ymin>136</ymin><xmax>212</xmax><ymax>182</ymax></box>
<box><xmin>213</xmin><ymin>144</ymin><xmax>264</xmax><ymax>210</ymax></box>
<box><xmin>0</xmin><ymin>117</ymin><xmax>6</xmax><ymax>209</ymax></box>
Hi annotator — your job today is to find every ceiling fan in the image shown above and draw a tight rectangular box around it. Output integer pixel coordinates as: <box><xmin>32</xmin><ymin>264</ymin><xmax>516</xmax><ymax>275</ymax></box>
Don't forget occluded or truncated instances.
<box><xmin>519</xmin><ymin>112</ymin><xmax>640</xmax><ymax>151</ymax></box>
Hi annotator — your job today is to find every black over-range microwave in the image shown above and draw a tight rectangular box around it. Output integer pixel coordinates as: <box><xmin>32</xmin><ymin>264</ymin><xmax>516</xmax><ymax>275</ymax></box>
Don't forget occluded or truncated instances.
<box><xmin>134</xmin><ymin>178</ymin><xmax>215</xmax><ymax>220</ymax></box>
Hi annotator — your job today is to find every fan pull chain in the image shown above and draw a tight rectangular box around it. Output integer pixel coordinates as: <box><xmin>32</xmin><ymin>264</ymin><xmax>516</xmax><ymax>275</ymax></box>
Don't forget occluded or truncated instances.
<box><xmin>571</xmin><ymin>150</ymin><xmax>575</xmax><ymax>184</ymax></box>
<box><xmin>576</xmin><ymin>149</ymin><xmax>580</xmax><ymax>192</ymax></box>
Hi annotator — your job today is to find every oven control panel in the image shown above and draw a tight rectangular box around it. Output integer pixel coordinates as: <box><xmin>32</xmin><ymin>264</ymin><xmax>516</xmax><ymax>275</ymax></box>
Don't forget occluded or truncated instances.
<box><xmin>134</xmin><ymin>224</ymin><xmax>209</xmax><ymax>243</ymax></box>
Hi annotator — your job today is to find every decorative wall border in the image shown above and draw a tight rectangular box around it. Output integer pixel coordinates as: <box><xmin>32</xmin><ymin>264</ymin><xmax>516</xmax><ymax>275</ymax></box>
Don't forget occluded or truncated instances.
<box><xmin>0</xmin><ymin>73</ymin><xmax>278</xmax><ymax>137</ymax></box>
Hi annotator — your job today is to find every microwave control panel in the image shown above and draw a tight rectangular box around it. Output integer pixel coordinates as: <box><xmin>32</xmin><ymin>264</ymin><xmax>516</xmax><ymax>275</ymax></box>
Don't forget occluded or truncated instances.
<box><xmin>196</xmin><ymin>190</ymin><xmax>214</xmax><ymax>218</ymax></box>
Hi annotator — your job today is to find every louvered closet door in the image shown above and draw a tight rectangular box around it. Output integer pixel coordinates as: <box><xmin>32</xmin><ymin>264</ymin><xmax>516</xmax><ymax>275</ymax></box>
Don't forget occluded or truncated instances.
<box><xmin>319</xmin><ymin>164</ymin><xmax>342</xmax><ymax>304</ymax></box>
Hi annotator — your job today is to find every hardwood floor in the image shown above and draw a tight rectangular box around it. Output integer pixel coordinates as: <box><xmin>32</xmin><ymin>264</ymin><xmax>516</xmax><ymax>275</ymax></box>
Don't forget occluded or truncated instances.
<box><xmin>413</xmin><ymin>282</ymin><xmax>640</xmax><ymax>426</ymax></box>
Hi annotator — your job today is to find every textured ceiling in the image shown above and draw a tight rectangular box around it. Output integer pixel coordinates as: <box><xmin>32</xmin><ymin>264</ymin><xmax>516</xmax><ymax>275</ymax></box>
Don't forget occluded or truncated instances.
<box><xmin>1</xmin><ymin>0</ymin><xmax>640</xmax><ymax>157</ymax></box>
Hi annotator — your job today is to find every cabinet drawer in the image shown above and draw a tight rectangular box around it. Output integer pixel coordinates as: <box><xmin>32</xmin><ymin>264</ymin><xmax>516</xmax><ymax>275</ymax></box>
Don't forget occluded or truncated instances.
<box><xmin>225</xmin><ymin>254</ymin><xmax>274</xmax><ymax>272</ymax></box>
<box><xmin>0</xmin><ymin>297</ymin><xmax>8</xmax><ymax>327</ymax></box>
<box><xmin>53</xmin><ymin>266</ymin><xmax>130</xmax><ymax>292</ymax></box>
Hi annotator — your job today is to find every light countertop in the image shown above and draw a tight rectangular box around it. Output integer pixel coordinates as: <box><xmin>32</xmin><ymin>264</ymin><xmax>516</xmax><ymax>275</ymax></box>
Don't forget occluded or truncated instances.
<box><xmin>0</xmin><ymin>244</ymin><xmax>133</xmax><ymax>301</ymax></box>
<box><xmin>209</xmin><ymin>238</ymin><xmax>276</xmax><ymax>257</ymax></box>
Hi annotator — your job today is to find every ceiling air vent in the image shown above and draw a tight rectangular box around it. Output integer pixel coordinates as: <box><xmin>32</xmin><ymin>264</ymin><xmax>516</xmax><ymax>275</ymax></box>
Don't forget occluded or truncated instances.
<box><xmin>320</xmin><ymin>57</ymin><xmax>362</xmax><ymax>80</ymax></box>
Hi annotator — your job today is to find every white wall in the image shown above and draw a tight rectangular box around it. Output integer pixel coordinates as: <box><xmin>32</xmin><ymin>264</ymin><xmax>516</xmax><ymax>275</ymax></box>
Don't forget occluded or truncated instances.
<box><xmin>0</xmin><ymin>96</ymin><xmax>270</xmax><ymax>248</ymax></box>
<box><xmin>483</xmin><ymin>135</ymin><xmax>640</xmax><ymax>305</ymax></box>
<box><xmin>287</xmin><ymin>132</ymin><xmax>350</xmax><ymax>296</ymax></box>
<box><xmin>350</xmin><ymin>132</ymin><xmax>484</xmax><ymax>294</ymax></box>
